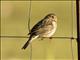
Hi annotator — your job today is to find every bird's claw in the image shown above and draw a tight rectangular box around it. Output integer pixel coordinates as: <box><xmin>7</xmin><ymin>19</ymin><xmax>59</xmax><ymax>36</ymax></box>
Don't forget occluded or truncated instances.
<box><xmin>49</xmin><ymin>37</ymin><xmax>53</xmax><ymax>39</ymax></box>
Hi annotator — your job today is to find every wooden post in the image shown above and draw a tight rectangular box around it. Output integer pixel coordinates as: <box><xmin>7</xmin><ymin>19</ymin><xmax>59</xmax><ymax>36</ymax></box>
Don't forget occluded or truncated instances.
<box><xmin>76</xmin><ymin>0</ymin><xmax>79</xmax><ymax>59</ymax></box>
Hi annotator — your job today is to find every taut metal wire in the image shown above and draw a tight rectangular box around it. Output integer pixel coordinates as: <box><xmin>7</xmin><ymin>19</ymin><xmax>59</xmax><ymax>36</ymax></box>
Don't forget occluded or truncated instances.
<box><xmin>70</xmin><ymin>1</ymin><xmax>75</xmax><ymax>60</ymax></box>
<box><xmin>1</xmin><ymin>36</ymin><xmax>77</xmax><ymax>39</ymax></box>
<box><xmin>27</xmin><ymin>0</ymin><xmax>32</xmax><ymax>60</ymax></box>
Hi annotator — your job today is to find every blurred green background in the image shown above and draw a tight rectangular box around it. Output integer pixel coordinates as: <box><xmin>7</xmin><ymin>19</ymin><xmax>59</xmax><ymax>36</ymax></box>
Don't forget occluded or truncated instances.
<box><xmin>1</xmin><ymin>1</ymin><xmax>77</xmax><ymax>60</ymax></box>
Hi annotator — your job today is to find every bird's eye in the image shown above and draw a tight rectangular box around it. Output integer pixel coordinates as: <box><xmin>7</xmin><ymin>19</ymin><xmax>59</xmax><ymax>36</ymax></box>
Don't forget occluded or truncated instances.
<box><xmin>51</xmin><ymin>16</ymin><xmax>54</xmax><ymax>18</ymax></box>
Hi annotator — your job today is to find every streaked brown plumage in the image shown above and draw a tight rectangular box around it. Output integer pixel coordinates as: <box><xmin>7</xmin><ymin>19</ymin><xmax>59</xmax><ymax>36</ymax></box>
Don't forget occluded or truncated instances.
<box><xmin>22</xmin><ymin>13</ymin><xmax>57</xmax><ymax>49</ymax></box>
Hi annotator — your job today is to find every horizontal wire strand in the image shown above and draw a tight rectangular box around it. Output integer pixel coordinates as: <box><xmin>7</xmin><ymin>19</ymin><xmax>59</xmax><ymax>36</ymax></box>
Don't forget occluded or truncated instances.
<box><xmin>0</xmin><ymin>36</ymin><xmax>77</xmax><ymax>39</ymax></box>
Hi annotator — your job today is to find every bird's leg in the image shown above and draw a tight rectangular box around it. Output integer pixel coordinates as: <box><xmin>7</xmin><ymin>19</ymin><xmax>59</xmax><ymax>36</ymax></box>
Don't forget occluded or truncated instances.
<box><xmin>47</xmin><ymin>37</ymin><xmax>53</xmax><ymax>43</ymax></box>
<box><xmin>49</xmin><ymin>37</ymin><xmax>53</xmax><ymax>39</ymax></box>
<box><xmin>41</xmin><ymin>37</ymin><xmax>44</xmax><ymax>40</ymax></box>
<box><xmin>38</xmin><ymin>37</ymin><xmax>44</xmax><ymax>41</ymax></box>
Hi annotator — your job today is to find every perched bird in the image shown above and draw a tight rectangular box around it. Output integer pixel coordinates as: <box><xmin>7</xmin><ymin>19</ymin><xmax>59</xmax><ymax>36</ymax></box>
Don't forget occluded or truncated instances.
<box><xmin>22</xmin><ymin>13</ymin><xmax>57</xmax><ymax>49</ymax></box>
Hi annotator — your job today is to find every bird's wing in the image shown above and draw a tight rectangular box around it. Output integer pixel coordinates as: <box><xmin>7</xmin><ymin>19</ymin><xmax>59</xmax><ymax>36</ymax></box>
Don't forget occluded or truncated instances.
<box><xmin>28</xmin><ymin>19</ymin><xmax>45</xmax><ymax>35</ymax></box>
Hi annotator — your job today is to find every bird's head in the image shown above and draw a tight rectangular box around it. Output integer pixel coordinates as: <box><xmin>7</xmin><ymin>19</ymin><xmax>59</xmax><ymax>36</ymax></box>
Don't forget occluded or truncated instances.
<box><xmin>44</xmin><ymin>13</ymin><xmax>57</xmax><ymax>22</ymax></box>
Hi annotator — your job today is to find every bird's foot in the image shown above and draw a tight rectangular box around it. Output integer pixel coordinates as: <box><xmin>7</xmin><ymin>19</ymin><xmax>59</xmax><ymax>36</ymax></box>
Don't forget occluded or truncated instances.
<box><xmin>39</xmin><ymin>37</ymin><xmax>44</xmax><ymax>41</ymax></box>
<box><xmin>41</xmin><ymin>38</ymin><xmax>44</xmax><ymax>40</ymax></box>
<box><xmin>49</xmin><ymin>37</ymin><xmax>53</xmax><ymax>39</ymax></box>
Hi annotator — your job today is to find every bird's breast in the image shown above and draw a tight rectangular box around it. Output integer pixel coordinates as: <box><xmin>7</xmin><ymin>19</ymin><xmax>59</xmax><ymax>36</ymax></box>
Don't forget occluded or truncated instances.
<box><xmin>40</xmin><ymin>22</ymin><xmax>57</xmax><ymax>37</ymax></box>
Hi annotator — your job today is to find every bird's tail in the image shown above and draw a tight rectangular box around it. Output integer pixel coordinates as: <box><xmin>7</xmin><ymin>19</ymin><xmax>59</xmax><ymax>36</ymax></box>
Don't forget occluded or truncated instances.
<box><xmin>22</xmin><ymin>35</ymin><xmax>32</xmax><ymax>49</ymax></box>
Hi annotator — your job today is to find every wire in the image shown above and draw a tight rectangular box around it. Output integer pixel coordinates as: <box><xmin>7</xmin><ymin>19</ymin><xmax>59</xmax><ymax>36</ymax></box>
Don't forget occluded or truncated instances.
<box><xmin>28</xmin><ymin>0</ymin><xmax>32</xmax><ymax>60</ymax></box>
<box><xmin>70</xmin><ymin>0</ymin><xmax>75</xmax><ymax>60</ymax></box>
<box><xmin>28</xmin><ymin>0</ymin><xmax>31</xmax><ymax>32</ymax></box>
<box><xmin>1</xmin><ymin>36</ymin><xmax>77</xmax><ymax>39</ymax></box>
<box><xmin>70</xmin><ymin>39</ymin><xmax>74</xmax><ymax>60</ymax></box>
